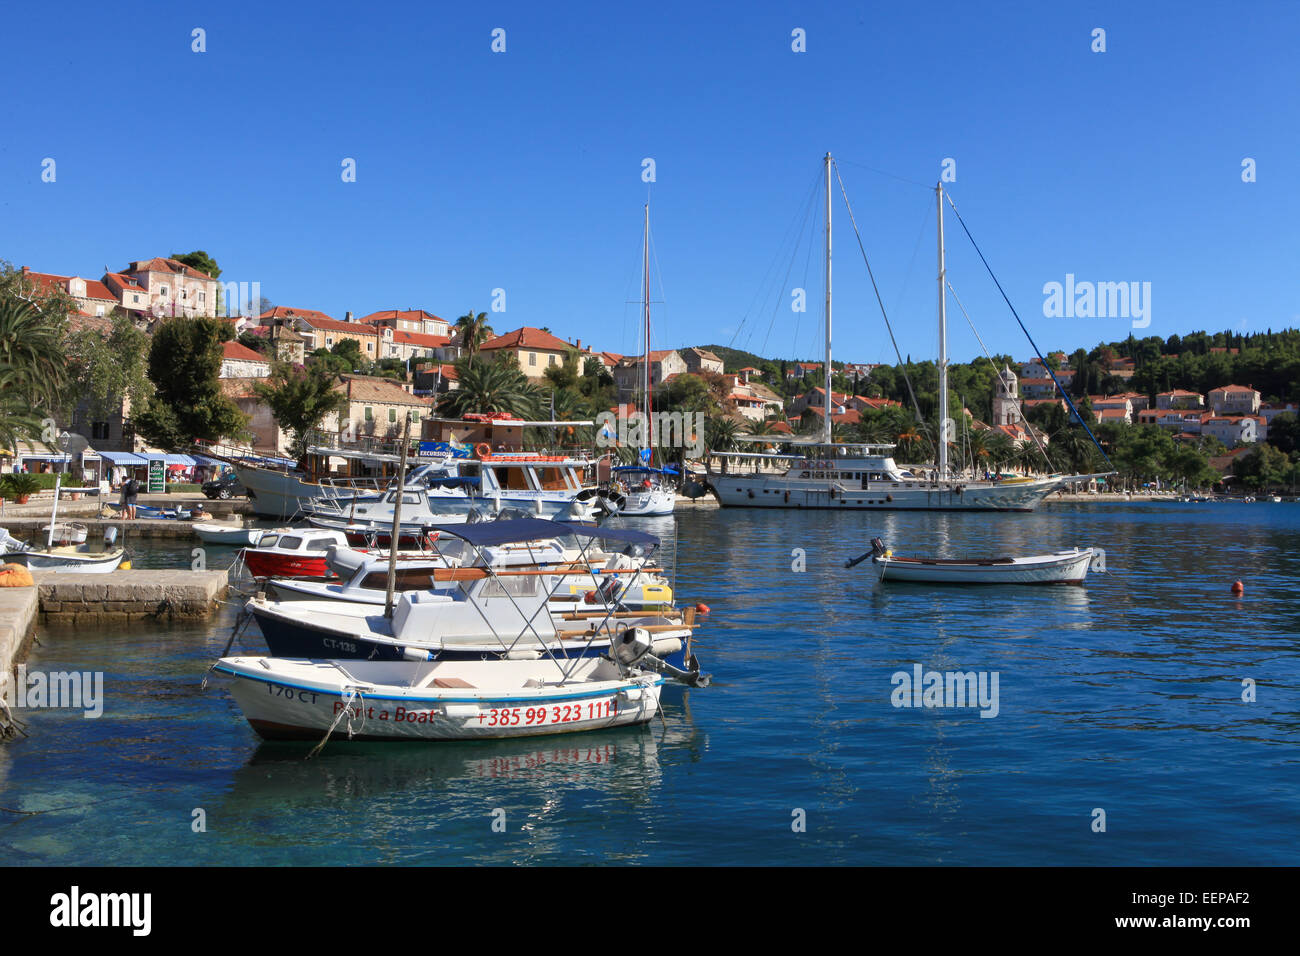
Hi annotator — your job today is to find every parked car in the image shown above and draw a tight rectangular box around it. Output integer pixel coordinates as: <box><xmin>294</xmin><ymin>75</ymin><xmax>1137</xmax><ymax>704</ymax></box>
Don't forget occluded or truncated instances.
<box><xmin>202</xmin><ymin>474</ymin><xmax>246</xmax><ymax>500</ymax></box>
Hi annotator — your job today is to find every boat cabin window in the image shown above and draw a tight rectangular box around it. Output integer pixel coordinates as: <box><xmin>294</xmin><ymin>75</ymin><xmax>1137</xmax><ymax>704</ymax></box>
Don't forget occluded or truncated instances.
<box><xmin>304</xmin><ymin>539</ymin><xmax>335</xmax><ymax>551</ymax></box>
<box><xmin>258</xmin><ymin>534</ymin><xmax>279</xmax><ymax>548</ymax></box>
<box><xmin>492</xmin><ymin>467</ymin><xmax>532</xmax><ymax>491</ymax></box>
<box><xmin>480</xmin><ymin>575</ymin><xmax>539</xmax><ymax>598</ymax></box>
<box><xmin>799</xmin><ymin>471</ymin><xmax>809</xmax><ymax>478</ymax></box>
<box><xmin>277</xmin><ymin>536</ymin><xmax>303</xmax><ymax>550</ymax></box>
<box><xmin>385</xmin><ymin>491</ymin><xmax>422</xmax><ymax>505</ymax></box>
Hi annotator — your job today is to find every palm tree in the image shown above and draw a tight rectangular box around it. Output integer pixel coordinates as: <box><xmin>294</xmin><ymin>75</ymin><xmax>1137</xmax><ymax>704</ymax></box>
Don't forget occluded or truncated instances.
<box><xmin>705</xmin><ymin>415</ymin><xmax>741</xmax><ymax>453</ymax></box>
<box><xmin>0</xmin><ymin>295</ymin><xmax>67</xmax><ymax>411</ymax></box>
<box><xmin>894</xmin><ymin>427</ymin><xmax>929</xmax><ymax>464</ymax></box>
<box><xmin>983</xmin><ymin>431</ymin><xmax>1015</xmax><ymax>475</ymax></box>
<box><xmin>454</xmin><ymin>310</ymin><xmax>494</xmax><ymax>366</ymax></box>
<box><xmin>438</xmin><ymin>358</ymin><xmax>541</xmax><ymax>420</ymax></box>
<box><xmin>0</xmin><ymin>366</ymin><xmax>47</xmax><ymax>453</ymax></box>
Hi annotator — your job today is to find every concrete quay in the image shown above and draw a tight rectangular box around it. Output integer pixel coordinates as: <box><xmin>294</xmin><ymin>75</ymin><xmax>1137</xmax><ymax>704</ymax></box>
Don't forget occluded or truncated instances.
<box><xmin>0</xmin><ymin>586</ymin><xmax>39</xmax><ymax>690</ymax></box>
<box><xmin>31</xmin><ymin>570</ymin><xmax>230</xmax><ymax>626</ymax></box>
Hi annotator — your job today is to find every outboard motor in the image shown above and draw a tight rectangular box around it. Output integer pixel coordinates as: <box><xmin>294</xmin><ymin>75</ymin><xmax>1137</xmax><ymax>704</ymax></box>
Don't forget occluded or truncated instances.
<box><xmin>104</xmin><ymin>526</ymin><xmax>119</xmax><ymax>547</ymax></box>
<box><xmin>612</xmin><ymin>626</ymin><xmax>711</xmax><ymax>688</ymax></box>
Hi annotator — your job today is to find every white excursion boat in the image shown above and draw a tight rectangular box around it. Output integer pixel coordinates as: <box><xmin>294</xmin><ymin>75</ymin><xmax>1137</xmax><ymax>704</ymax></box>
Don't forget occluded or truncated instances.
<box><xmin>194</xmin><ymin>521</ymin><xmax>266</xmax><ymax>547</ymax></box>
<box><xmin>706</xmin><ymin>155</ymin><xmax>1106</xmax><ymax>512</ymax></box>
<box><xmin>212</xmin><ymin>655</ymin><xmax>666</xmax><ymax>742</ymax></box>
<box><xmin>848</xmin><ymin>538</ymin><xmax>1102</xmax><ymax>585</ymax></box>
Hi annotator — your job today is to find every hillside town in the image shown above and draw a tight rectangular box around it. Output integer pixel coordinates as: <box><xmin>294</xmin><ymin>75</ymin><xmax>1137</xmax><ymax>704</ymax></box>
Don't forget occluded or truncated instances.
<box><xmin>2</xmin><ymin>253</ymin><xmax>1298</xmax><ymax>496</ymax></box>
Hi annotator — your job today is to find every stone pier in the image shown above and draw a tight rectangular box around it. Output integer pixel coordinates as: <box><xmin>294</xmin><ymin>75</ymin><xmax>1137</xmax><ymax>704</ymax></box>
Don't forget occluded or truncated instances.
<box><xmin>32</xmin><ymin>570</ymin><xmax>230</xmax><ymax>626</ymax></box>
<box><xmin>0</xmin><ymin>586</ymin><xmax>39</xmax><ymax>685</ymax></box>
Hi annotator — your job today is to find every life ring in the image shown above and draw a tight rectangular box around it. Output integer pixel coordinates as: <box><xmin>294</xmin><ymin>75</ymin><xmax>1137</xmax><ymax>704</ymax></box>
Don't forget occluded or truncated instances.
<box><xmin>476</xmin><ymin>443</ymin><xmax>492</xmax><ymax>459</ymax></box>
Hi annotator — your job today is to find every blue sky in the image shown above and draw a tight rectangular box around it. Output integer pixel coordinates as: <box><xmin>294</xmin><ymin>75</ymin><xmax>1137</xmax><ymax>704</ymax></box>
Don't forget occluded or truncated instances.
<box><xmin>3</xmin><ymin>1</ymin><xmax>1297</xmax><ymax>367</ymax></box>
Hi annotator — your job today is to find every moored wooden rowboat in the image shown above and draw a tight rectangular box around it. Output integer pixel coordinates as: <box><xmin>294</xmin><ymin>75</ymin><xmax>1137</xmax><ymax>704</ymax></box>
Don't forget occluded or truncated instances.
<box><xmin>848</xmin><ymin>538</ymin><xmax>1101</xmax><ymax>585</ymax></box>
<box><xmin>213</xmin><ymin>656</ymin><xmax>664</xmax><ymax>742</ymax></box>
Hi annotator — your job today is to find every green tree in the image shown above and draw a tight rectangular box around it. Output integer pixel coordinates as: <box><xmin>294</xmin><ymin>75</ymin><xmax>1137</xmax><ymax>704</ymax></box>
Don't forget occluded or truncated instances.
<box><xmin>254</xmin><ymin>361</ymin><xmax>350</xmax><ymax>458</ymax></box>
<box><xmin>455</xmin><ymin>309</ymin><xmax>494</xmax><ymax>366</ymax></box>
<box><xmin>134</xmin><ymin>316</ymin><xmax>248</xmax><ymax>449</ymax></box>
<box><xmin>170</xmin><ymin>251</ymin><xmax>220</xmax><ymax>278</ymax></box>
<box><xmin>1235</xmin><ymin>443</ymin><xmax>1290</xmax><ymax>491</ymax></box>
<box><xmin>64</xmin><ymin>310</ymin><xmax>154</xmax><ymax>422</ymax></box>
<box><xmin>0</xmin><ymin>291</ymin><xmax>69</xmax><ymax>412</ymax></box>
<box><xmin>437</xmin><ymin>357</ymin><xmax>540</xmax><ymax>419</ymax></box>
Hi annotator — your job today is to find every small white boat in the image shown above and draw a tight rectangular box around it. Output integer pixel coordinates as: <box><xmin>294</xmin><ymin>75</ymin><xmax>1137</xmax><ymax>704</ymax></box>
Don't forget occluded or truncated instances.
<box><xmin>213</xmin><ymin>655</ymin><xmax>665</xmax><ymax>742</ymax></box>
<box><xmin>41</xmin><ymin>522</ymin><xmax>87</xmax><ymax>545</ymax></box>
<box><xmin>1</xmin><ymin>526</ymin><xmax>125</xmax><ymax>573</ymax></box>
<box><xmin>848</xmin><ymin>538</ymin><xmax>1101</xmax><ymax>585</ymax></box>
<box><xmin>194</xmin><ymin>521</ymin><xmax>265</xmax><ymax>547</ymax></box>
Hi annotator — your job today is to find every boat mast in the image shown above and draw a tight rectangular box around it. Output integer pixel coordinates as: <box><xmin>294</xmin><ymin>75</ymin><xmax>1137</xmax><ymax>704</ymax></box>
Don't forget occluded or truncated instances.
<box><xmin>936</xmin><ymin>181</ymin><xmax>949</xmax><ymax>479</ymax></box>
<box><xmin>643</xmin><ymin>201</ymin><xmax>651</xmax><ymax>465</ymax></box>
<box><xmin>824</xmin><ymin>152</ymin><xmax>833</xmax><ymax>448</ymax></box>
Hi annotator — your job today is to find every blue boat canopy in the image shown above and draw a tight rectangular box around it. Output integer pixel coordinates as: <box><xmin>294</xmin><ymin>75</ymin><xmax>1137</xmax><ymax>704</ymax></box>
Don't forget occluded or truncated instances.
<box><xmin>429</xmin><ymin>518</ymin><xmax>659</xmax><ymax>549</ymax></box>
<box><xmin>612</xmin><ymin>465</ymin><xmax>679</xmax><ymax>476</ymax></box>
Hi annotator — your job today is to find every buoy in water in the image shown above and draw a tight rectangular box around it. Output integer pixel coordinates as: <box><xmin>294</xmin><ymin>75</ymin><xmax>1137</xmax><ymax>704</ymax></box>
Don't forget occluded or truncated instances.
<box><xmin>695</xmin><ymin>603</ymin><xmax>710</xmax><ymax>614</ymax></box>
<box><xmin>1231</xmin><ymin>580</ymin><xmax>1244</xmax><ymax>595</ymax></box>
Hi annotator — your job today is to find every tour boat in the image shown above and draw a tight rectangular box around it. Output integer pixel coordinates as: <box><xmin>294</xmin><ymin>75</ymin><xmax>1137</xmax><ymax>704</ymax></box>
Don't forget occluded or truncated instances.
<box><xmin>212</xmin><ymin>655</ymin><xmax>666</xmax><ymax>742</ymax></box>
<box><xmin>193</xmin><ymin>521</ymin><xmax>266</xmax><ymax>547</ymax></box>
<box><xmin>240</xmin><ymin>528</ymin><xmax>350</xmax><ymax>578</ymax></box>
<box><xmin>848</xmin><ymin>538</ymin><xmax>1101</xmax><ymax>585</ymax></box>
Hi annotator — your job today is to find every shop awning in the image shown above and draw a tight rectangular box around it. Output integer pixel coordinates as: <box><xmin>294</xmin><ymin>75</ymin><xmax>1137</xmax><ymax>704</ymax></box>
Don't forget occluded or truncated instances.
<box><xmin>99</xmin><ymin>451</ymin><xmax>147</xmax><ymax>465</ymax></box>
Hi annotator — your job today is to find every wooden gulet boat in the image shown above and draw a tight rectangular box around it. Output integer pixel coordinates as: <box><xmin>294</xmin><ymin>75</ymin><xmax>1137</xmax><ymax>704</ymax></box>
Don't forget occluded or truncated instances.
<box><xmin>847</xmin><ymin>538</ymin><xmax>1103</xmax><ymax>585</ymax></box>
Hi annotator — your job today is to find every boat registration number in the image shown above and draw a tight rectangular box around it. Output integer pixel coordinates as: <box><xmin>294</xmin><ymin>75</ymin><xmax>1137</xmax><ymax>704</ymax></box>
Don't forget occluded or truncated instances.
<box><xmin>479</xmin><ymin>699</ymin><xmax>615</xmax><ymax>727</ymax></box>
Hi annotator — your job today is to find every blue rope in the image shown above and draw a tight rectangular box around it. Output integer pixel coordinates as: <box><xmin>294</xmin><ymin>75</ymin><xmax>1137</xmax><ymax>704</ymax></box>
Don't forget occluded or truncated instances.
<box><xmin>942</xmin><ymin>193</ymin><xmax>1114</xmax><ymax>470</ymax></box>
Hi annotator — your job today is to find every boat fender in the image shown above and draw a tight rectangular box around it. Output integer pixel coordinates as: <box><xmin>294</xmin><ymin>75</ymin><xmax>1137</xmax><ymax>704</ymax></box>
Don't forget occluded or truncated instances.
<box><xmin>784</xmin><ymin>490</ymin><xmax>789</xmax><ymax>503</ymax></box>
<box><xmin>695</xmin><ymin>603</ymin><xmax>710</xmax><ymax>614</ymax></box>
<box><xmin>401</xmin><ymin>646</ymin><xmax>433</xmax><ymax>662</ymax></box>
<box><xmin>886</xmin><ymin>494</ymin><xmax>892</xmax><ymax>502</ymax></box>
<box><xmin>747</xmin><ymin>489</ymin><xmax>754</xmax><ymax>499</ymax></box>
<box><xmin>651</xmin><ymin>637</ymin><xmax>682</xmax><ymax>657</ymax></box>
<box><xmin>1231</xmin><ymin>580</ymin><xmax>1244</xmax><ymax>595</ymax></box>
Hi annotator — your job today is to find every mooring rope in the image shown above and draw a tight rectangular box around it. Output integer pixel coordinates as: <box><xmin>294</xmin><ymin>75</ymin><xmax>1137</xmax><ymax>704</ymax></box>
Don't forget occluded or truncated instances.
<box><xmin>305</xmin><ymin>687</ymin><xmax>364</xmax><ymax>759</ymax></box>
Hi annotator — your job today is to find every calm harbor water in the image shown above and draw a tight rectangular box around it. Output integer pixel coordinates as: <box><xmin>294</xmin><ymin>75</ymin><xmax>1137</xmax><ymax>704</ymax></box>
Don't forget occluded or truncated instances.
<box><xmin>2</xmin><ymin>502</ymin><xmax>1297</xmax><ymax>865</ymax></box>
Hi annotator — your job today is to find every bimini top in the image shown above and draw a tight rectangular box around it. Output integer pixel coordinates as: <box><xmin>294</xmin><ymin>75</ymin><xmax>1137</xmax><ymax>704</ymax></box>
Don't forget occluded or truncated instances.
<box><xmin>612</xmin><ymin>465</ymin><xmax>679</xmax><ymax>476</ymax></box>
<box><xmin>428</xmin><ymin>517</ymin><xmax>659</xmax><ymax>549</ymax></box>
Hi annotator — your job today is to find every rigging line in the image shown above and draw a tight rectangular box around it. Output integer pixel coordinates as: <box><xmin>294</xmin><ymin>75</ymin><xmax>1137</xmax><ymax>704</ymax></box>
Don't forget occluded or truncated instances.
<box><xmin>946</xmin><ymin>279</ymin><xmax>1051</xmax><ymax>466</ymax></box>
<box><xmin>834</xmin><ymin>158</ymin><xmax>933</xmax><ymax>190</ymax></box>
<box><xmin>754</xmin><ymin>169</ymin><xmax>822</xmax><ymax>356</ymax></box>
<box><xmin>831</xmin><ymin>160</ymin><xmax>925</xmax><ymax>424</ymax></box>
<box><xmin>943</xmin><ymin>192</ymin><xmax>1114</xmax><ymax>470</ymax></box>
<box><xmin>741</xmin><ymin>167</ymin><xmax>820</xmax><ymax>348</ymax></box>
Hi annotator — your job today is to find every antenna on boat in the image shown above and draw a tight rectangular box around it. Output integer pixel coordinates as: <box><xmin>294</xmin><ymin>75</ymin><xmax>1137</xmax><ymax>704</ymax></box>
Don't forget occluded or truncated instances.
<box><xmin>824</xmin><ymin>152</ymin><xmax>833</xmax><ymax>449</ymax></box>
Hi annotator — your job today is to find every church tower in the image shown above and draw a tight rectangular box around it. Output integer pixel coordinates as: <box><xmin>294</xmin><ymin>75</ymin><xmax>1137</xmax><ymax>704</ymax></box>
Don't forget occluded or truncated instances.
<box><xmin>992</xmin><ymin>364</ymin><xmax>1022</xmax><ymax>426</ymax></box>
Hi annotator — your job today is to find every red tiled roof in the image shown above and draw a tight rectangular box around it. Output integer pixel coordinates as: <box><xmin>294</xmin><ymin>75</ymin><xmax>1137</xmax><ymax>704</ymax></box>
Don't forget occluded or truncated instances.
<box><xmin>386</xmin><ymin>329</ymin><xmax>450</xmax><ymax>348</ymax></box>
<box><xmin>339</xmin><ymin>375</ymin><xmax>431</xmax><ymax>406</ymax></box>
<box><xmin>126</xmin><ymin>257</ymin><xmax>215</xmax><ymax>280</ymax></box>
<box><xmin>296</xmin><ymin>315</ymin><xmax>379</xmax><ymax>335</ymax></box>
<box><xmin>480</xmin><ymin>327</ymin><xmax>573</xmax><ymax>352</ymax></box>
<box><xmin>1209</xmin><ymin>384</ymin><xmax>1258</xmax><ymax>395</ymax></box>
<box><xmin>19</xmin><ymin>269</ymin><xmax>116</xmax><ymax>302</ymax></box>
<box><xmin>223</xmin><ymin>341</ymin><xmax>268</xmax><ymax>363</ymax></box>
<box><xmin>1157</xmin><ymin>389</ymin><xmax>1201</xmax><ymax>397</ymax></box>
<box><xmin>260</xmin><ymin>306</ymin><xmax>338</xmax><ymax>324</ymax></box>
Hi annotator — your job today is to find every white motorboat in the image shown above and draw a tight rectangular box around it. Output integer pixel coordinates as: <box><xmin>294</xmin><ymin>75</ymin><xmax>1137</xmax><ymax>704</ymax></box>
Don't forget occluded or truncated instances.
<box><xmin>848</xmin><ymin>538</ymin><xmax>1101</xmax><ymax>585</ymax></box>
<box><xmin>194</xmin><ymin>521</ymin><xmax>266</xmax><ymax>547</ymax></box>
<box><xmin>265</xmin><ymin>537</ymin><xmax>673</xmax><ymax>609</ymax></box>
<box><xmin>212</xmin><ymin>655</ymin><xmax>666</xmax><ymax>742</ymax></box>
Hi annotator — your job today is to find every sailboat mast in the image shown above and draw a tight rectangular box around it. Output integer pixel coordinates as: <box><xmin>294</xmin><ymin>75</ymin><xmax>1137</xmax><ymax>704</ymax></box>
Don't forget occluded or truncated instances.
<box><xmin>936</xmin><ymin>181</ymin><xmax>949</xmax><ymax>479</ymax></box>
<box><xmin>824</xmin><ymin>152</ymin><xmax>833</xmax><ymax>448</ymax></box>
<box><xmin>643</xmin><ymin>201</ymin><xmax>651</xmax><ymax>462</ymax></box>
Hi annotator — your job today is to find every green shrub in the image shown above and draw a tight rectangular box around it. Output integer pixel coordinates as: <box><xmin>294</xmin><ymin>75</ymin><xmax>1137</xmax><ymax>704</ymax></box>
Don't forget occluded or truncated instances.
<box><xmin>0</xmin><ymin>473</ymin><xmax>43</xmax><ymax>499</ymax></box>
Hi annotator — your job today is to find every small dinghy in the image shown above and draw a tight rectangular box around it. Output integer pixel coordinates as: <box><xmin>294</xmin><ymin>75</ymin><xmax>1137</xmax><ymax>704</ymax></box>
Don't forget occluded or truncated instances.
<box><xmin>240</xmin><ymin>528</ymin><xmax>351</xmax><ymax>578</ymax></box>
<box><xmin>194</xmin><ymin>521</ymin><xmax>265</xmax><ymax>547</ymax></box>
<box><xmin>2</xmin><ymin>527</ymin><xmax>126</xmax><ymax>573</ymax></box>
<box><xmin>846</xmin><ymin>538</ymin><xmax>1101</xmax><ymax>585</ymax></box>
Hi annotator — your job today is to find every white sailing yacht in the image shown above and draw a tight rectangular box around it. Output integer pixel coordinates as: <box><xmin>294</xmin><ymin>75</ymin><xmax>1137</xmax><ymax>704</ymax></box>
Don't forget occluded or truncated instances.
<box><xmin>615</xmin><ymin>202</ymin><xmax>678</xmax><ymax>517</ymax></box>
<box><xmin>706</xmin><ymin>154</ymin><xmax>1096</xmax><ymax>512</ymax></box>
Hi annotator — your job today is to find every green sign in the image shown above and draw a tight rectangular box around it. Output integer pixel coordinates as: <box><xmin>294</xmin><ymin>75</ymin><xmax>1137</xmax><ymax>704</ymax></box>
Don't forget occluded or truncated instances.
<box><xmin>148</xmin><ymin>459</ymin><xmax>165</xmax><ymax>494</ymax></box>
